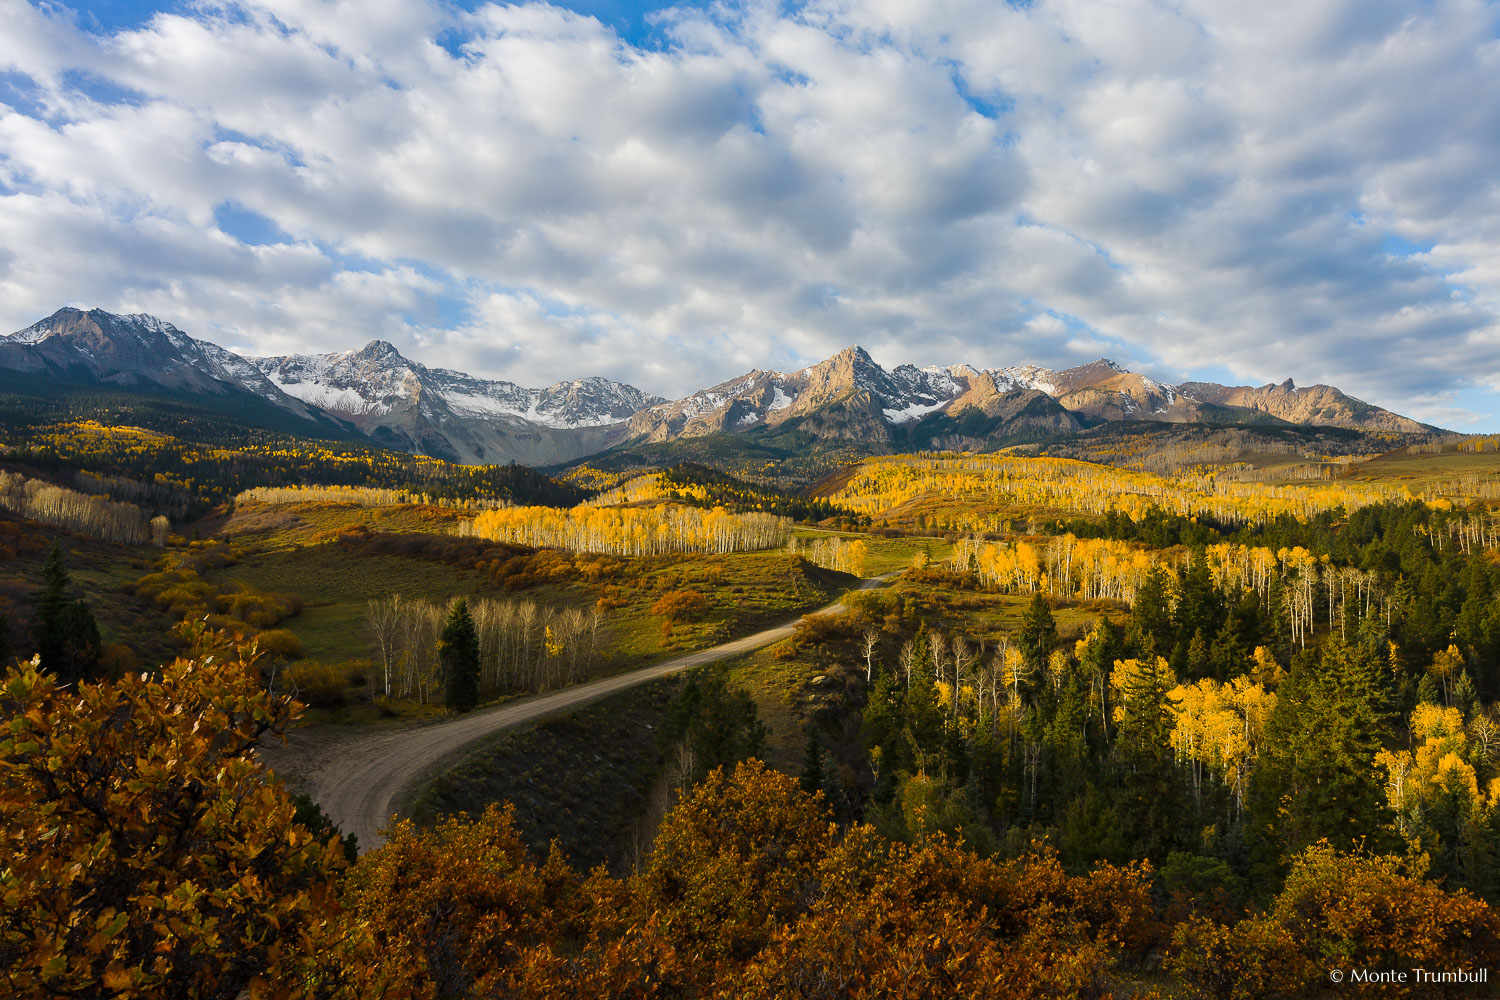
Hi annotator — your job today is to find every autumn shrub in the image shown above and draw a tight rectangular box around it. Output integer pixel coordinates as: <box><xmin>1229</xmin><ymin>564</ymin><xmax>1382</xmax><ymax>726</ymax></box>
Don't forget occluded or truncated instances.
<box><xmin>330</xmin><ymin>759</ymin><xmax>1167</xmax><ymax>999</ymax></box>
<box><xmin>341</xmin><ymin>657</ymin><xmax>372</xmax><ymax>686</ymax></box>
<box><xmin>282</xmin><ymin>659</ymin><xmax>349</xmax><ymax>708</ymax></box>
<box><xmin>340</xmin><ymin>805</ymin><xmax>584</xmax><ymax>998</ymax></box>
<box><xmin>725</xmin><ymin>828</ymin><xmax>1158</xmax><ymax>1000</ymax></box>
<box><xmin>790</xmin><ymin>610</ymin><xmax>851</xmax><ymax>647</ymax></box>
<box><xmin>217</xmin><ymin>583</ymin><xmax>303</xmax><ymax>628</ymax></box>
<box><xmin>135</xmin><ymin>561</ymin><xmax>300</xmax><ymax>632</ymax></box>
<box><xmin>651</xmin><ymin>588</ymin><xmax>710</xmax><ymax>622</ymax></box>
<box><xmin>1168</xmin><ymin>841</ymin><xmax>1500</xmax><ymax>999</ymax></box>
<box><xmin>0</xmin><ymin>645</ymin><xmax>346</xmax><ymax>999</ymax></box>
<box><xmin>1169</xmin><ymin>915</ymin><xmax>1314</xmax><ymax>1000</ymax></box>
<box><xmin>636</xmin><ymin>760</ymin><xmax>834</xmax><ymax>963</ymax></box>
<box><xmin>256</xmin><ymin>628</ymin><xmax>305</xmax><ymax>661</ymax></box>
<box><xmin>96</xmin><ymin>641</ymin><xmax>141</xmax><ymax>677</ymax></box>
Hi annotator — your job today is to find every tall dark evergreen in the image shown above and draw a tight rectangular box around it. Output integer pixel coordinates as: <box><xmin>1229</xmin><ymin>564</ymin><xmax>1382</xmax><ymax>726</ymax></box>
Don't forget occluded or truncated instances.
<box><xmin>660</xmin><ymin>664</ymin><xmax>766</xmax><ymax>786</ymax></box>
<box><xmin>35</xmin><ymin>543</ymin><xmax>100</xmax><ymax>684</ymax></box>
<box><xmin>1127</xmin><ymin>566</ymin><xmax>1173</xmax><ymax>658</ymax></box>
<box><xmin>1018</xmin><ymin>592</ymin><xmax>1058</xmax><ymax>666</ymax></box>
<box><xmin>799</xmin><ymin>726</ymin><xmax>825</xmax><ymax>795</ymax></box>
<box><xmin>1250</xmin><ymin>640</ymin><xmax>1396</xmax><ymax>871</ymax></box>
<box><xmin>439</xmin><ymin>598</ymin><xmax>481</xmax><ymax>714</ymax></box>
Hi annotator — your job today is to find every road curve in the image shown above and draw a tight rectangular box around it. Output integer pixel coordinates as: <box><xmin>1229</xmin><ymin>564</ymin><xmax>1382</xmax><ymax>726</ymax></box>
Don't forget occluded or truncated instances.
<box><xmin>266</xmin><ymin>575</ymin><xmax>894</xmax><ymax>853</ymax></box>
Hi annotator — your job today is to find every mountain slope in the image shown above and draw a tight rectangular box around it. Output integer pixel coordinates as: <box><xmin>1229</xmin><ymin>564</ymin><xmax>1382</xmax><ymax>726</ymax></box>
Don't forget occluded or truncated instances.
<box><xmin>1175</xmin><ymin>379</ymin><xmax>1435</xmax><ymax>434</ymax></box>
<box><xmin>0</xmin><ymin>308</ymin><xmax>335</xmax><ymax>423</ymax></box>
<box><xmin>0</xmin><ymin>307</ymin><xmax>354</xmax><ymax>434</ymax></box>
<box><xmin>252</xmin><ymin>342</ymin><xmax>664</xmax><ymax>466</ymax></box>
<box><xmin>0</xmin><ymin>308</ymin><xmax>1440</xmax><ymax>472</ymax></box>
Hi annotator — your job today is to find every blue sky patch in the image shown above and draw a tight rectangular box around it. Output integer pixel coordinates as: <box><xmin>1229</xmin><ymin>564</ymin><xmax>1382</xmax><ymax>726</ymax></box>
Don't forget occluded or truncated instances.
<box><xmin>213</xmin><ymin>202</ymin><xmax>291</xmax><ymax>246</ymax></box>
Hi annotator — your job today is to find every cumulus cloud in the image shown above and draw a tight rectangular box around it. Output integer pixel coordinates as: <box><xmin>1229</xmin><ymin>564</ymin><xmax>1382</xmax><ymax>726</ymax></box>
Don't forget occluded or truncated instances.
<box><xmin>0</xmin><ymin>0</ymin><xmax>1497</xmax><ymax>426</ymax></box>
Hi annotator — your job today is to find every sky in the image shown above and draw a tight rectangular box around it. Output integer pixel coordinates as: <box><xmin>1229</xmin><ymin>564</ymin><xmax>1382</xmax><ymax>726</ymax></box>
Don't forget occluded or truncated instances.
<box><xmin>1</xmin><ymin>1</ymin><xmax>1499</xmax><ymax>428</ymax></box>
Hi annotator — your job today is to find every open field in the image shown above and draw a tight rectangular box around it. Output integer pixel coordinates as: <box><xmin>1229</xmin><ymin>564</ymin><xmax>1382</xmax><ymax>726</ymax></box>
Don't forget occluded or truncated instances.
<box><xmin>205</xmin><ymin>546</ymin><xmax>487</xmax><ymax>662</ymax></box>
<box><xmin>1342</xmin><ymin>445</ymin><xmax>1500</xmax><ymax>499</ymax></box>
<box><xmin>211</xmin><ymin>499</ymin><xmax>471</xmax><ymax>548</ymax></box>
<box><xmin>793</xmin><ymin>525</ymin><xmax>954</xmax><ymax>575</ymax></box>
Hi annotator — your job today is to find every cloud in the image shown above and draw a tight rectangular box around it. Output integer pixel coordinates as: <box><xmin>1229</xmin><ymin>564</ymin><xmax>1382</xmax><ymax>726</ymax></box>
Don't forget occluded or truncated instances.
<box><xmin>0</xmin><ymin>0</ymin><xmax>1496</xmax><ymax>427</ymax></box>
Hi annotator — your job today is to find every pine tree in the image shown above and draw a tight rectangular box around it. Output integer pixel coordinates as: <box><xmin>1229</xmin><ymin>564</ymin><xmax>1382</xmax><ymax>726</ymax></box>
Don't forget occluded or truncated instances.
<box><xmin>1128</xmin><ymin>566</ymin><xmax>1173</xmax><ymax>658</ymax></box>
<box><xmin>799</xmin><ymin>727</ymin><xmax>824</xmax><ymax>795</ymax></box>
<box><xmin>440</xmin><ymin>598</ymin><xmax>481</xmax><ymax>714</ymax></box>
<box><xmin>1019</xmin><ymin>593</ymin><xmax>1058</xmax><ymax>666</ymax></box>
<box><xmin>1251</xmin><ymin>641</ymin><xmax>1395</xmax><ymax>865</ymax></box>
<box><xmin>35</xmin><ymin>543</ymin><xmax>100</xmax><ymax>684</ymax></box>
<box><xmin>1416</xmin><ymin>672</ymin><xmax>1441</xmax><ymax>706</ymax></box>
<box><xmin>1175</xmin><ymin>549</ymin><xmax>1222</xmax><ymax>644</ymax></box>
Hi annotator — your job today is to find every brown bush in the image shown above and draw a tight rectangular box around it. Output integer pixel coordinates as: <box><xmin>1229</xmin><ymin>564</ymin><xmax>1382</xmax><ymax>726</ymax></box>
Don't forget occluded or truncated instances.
<box><xmin>652</xmin><ymin>589</ymin><xmax>710</xmax><ymax>623</ymax></box>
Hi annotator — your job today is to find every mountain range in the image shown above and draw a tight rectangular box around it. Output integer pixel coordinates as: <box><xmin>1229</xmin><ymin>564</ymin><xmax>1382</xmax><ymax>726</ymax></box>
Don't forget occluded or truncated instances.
<box><xmin>1</xmin><ymin>307</ymin><xmax>1437</xmax><ymax>466</ymax></box>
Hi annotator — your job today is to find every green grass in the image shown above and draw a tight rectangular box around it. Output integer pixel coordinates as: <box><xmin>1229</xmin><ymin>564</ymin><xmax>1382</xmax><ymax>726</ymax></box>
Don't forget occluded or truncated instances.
<box><xmin>215</xmin><ymin>500</ymin><xmax>470</xmax><ymax>550</ymax></box>
<box><xmin>890</xmin><ymin>576</ymin><xmax>1123</xmax><ymax>648</ymax></box>
<box><xmin>600</xmin><ymin>550</ymin><xmax>850</xmax><ymax>666</ymax></box>
<box><xmin>721</xmin><ymin>648</ymin><xmax>831</xmax><ymax>774</ymax></box>
<box><xmin>1342</xmin><ymin>446</ymin><xmax>1500</xmax><ymax>496</ymax></box>
<box><xmin>793</xmin><ymin>526</ymin><xmax>954</xmax><ymax>576</ymax></box>
<box><xmin>204</xmin><ymin>534</ymin><xmax>856</xmax><ymax>709</ymax></box>
<box><xmin>205</xmin><ymin>546</ymin><xmax>487</xmax><ymax>662</ymax></box>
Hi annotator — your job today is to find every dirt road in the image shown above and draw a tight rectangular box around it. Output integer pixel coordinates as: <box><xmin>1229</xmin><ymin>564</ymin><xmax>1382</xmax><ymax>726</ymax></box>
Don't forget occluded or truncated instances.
<box><xmin>259</xmin><ymin>575</ymin><xmax>893</xmax><ymax>852</ymax></box>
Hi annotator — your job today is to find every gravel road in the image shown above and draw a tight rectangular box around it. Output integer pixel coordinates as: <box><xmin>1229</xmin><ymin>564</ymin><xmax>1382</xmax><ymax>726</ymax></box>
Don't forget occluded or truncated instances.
<box><xmin>258</xmin><ymin>575</ymin><xmax>893</xmax><ymax>852</ymax></box>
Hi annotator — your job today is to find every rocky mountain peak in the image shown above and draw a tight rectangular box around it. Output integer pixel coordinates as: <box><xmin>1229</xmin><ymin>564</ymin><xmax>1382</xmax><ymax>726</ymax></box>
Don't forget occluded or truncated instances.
<box><xmin>352</xmin><ymin>339</ymin><xmax>408</xmax><ymax>364</ymax></box>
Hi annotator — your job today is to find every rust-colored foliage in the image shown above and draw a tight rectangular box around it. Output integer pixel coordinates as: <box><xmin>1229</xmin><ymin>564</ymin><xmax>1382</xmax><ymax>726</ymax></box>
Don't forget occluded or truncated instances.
<box><xmin>637</xmin><ymin>760</ymin><xmax>835</xmax><ymax>963</ymax></box>
<box><xmin>0</xmin><ymin>643</ymin><xmax>346</xmax><ymax>999</ymax></box>
<box><xmin>334</xmin><ymin>762</ymin><xmax>1163</xmax><ymax>1000</ymax></box>
<box><xmin>1169</xmin><ymin>841</ymin><xmax>1500</xmax><ymax>999</ymax></box>
<box><xmin>339</xmin><ymin>805</ymin><xmax>586</xmax><ymax>1000</ymax></box>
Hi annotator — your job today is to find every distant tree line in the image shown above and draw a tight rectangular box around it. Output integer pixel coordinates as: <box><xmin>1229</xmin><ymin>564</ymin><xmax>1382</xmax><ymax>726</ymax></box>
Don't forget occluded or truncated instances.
<box><xmin>366</xmin><ymin>593</ymin><xmax>605</xmax><ymax>704</ymax></box>
<box><xmin>0</xmin><ymin>469</ymin><xmax>166</xmax><ymax>545</ymax></box>
<box><xmin>6</xmin><ymin>419</ymin><xmax>583</xmax><ymax>518</ymax></box>
<box><xmin>461</xmin><ymin>503</ymin><xmax>791</xmax><ymax>556</ymax></box>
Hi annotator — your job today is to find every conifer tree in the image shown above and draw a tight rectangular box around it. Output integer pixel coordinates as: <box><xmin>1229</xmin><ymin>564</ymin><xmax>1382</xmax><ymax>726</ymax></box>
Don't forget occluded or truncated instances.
<box><xmin>440</xmin><ymin>598</ymin><xmax>481</xmax><ymax>714</ymax></box>
<box><xmin>799</xmin><ymin>727</ymin><xmax>824</xmax><ymax>795</ymax></box>
<box><xmin>1019</xmin><ymin>593</ymin><xmax>1058</xmax><ymax>666</ymax></box>
<box><xmin>1128</xmin><ymin>566</ymin><xmax>1173</xmax><ymax>658</ymax></box>
<box><xmin>35</xmin><ymin>543</ymin><xmax>100</xmax><ymax>684</ymax></box>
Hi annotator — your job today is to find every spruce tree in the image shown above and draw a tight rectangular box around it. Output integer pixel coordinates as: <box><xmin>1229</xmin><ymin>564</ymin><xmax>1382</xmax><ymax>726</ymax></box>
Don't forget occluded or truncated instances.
<box><xmin>35</xmin><ymin>543</ymin><xmax>100</xmax><ymax>684</ymax></box>
<box><xmin>1128</xmin><ymin>566</ymin><xmax>1173</xmax><ymax>658</ymax></box>
<box><xmin>799</xmin><ymin>727</ymin><xmax>824</xmax><ymax>795</ymax></box>
<box><xmin>1019</xmin><ymin>592</ymin><xmax>1058</xmax><ymax>666</ymax></box>
<box><xmin>440</xmin><ymin>598</ymin><xmax>481</xmax><ymax>714</ymax></box>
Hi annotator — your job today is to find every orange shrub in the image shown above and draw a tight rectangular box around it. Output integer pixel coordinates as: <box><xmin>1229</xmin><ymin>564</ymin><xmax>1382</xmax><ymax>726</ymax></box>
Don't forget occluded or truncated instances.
<box><xmin>1168</xmin><ymin>842</ymin><xmax>1500</xmax><ymax>999</ymax></box>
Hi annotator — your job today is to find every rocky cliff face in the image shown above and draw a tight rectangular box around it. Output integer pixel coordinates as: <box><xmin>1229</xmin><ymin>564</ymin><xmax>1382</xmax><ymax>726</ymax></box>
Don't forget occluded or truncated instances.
<box><xmin>1175</xmin><ymin>379</ymin><xmax>1433</xmax><ymax>434</ymax></box>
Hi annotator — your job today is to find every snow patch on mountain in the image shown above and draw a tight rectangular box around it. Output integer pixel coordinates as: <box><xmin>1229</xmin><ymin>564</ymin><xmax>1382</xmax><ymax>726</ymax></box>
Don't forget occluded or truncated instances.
<box><xmin>265</xmin><ymin>375</ymin><xmax>386</xmax><ymax>416</ymax></box>
<box><xmin>882</xmin><ymin>399</ymin><xmax>950</xmax><ymax>424</ymax></box>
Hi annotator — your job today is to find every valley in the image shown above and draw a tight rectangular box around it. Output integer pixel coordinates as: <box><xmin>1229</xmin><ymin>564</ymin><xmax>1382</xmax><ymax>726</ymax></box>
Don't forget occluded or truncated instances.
<box><xmin>6</xmin><ymin>326</ymin><xmax>1500</xmax><ymax>998</ymax></box>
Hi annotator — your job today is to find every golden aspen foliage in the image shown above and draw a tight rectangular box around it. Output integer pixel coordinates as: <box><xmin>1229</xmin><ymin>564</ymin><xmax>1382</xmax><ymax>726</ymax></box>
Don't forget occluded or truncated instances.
<box><xmin>1377</xmin><ymin>704</ymin><xmax>1500</xmax><ymax>844</ymax></box>
<box><xmin>462</xmin><ymin>503</ymin><xmax>790</xmax><ymax>556</ymax></box>
<box><xmin>1167</xmin><ymin>676</ymin><xmax>1277</xmax><ymax>813</ymax></box>
<box><xmin>825</xmin><ymin>453</ymin><xmax>1399</xmax><ymax>530</ymax></box>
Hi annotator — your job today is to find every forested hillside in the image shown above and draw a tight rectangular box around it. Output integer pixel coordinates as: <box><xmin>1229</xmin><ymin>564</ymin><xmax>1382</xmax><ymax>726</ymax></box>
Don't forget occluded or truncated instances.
<box><xmin>6</xmin><ymin>435</ymin><xmax>1500</xmax><ymax>998</ymax></box>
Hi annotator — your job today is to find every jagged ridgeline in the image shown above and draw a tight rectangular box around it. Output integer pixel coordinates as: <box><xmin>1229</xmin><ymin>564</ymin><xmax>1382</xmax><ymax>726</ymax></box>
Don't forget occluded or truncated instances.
<box><xmin>0</xmin><ymin>308</ymin><xmax>1449</xmax><ymax>482</ymax></box>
